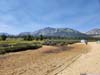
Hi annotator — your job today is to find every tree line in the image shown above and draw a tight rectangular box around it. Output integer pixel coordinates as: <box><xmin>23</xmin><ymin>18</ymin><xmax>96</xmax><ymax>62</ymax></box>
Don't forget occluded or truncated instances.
<box><xmin>0</xmin><ymin>34</ymin><xmax>99</xmax><ymax>41</ymax></box>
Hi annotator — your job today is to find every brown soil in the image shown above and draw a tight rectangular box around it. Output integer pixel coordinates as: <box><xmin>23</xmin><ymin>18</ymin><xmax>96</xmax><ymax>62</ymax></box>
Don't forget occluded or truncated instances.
<box><xmin>0</xmin><ymin>43</ymin><xmax>89</xmax><ymax>75</ymax></box>
<box><xmin>58</xmin><ymin>42</ymin><xmax>100</xmax><ymax>75</ymax></box>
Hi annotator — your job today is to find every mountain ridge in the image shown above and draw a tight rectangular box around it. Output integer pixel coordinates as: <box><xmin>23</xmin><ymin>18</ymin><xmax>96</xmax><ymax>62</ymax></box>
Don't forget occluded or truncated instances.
<box><xmin>19</xmin><ymin>27</ymin><xmax>88</xmax><ymax>37</ymax></box>
<box><xmin>86</xmin><ymin>28</ymin><xmax>100</xmax><ymax>35</ymax></box>
<box><xmin>86</xmin><ymin>28</ymin><xmax>100</xmax><ymax>37</ymax></box>
<box><xmin>1</xmin><ymin>27</ymin><xmax>100</xmax><ymax>38</ymax></box>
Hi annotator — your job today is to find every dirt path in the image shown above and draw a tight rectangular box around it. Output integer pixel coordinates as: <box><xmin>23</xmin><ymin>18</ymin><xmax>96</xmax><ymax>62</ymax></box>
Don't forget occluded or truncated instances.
<box><xmin>58</xmin><ymin>42</ymin><xmax>100</xmax><ymax>75</ymax></box>
<box><xmin>0</xmin><ymin>43</ymin><xmax>89</xmax><ymax>75</ymax></box>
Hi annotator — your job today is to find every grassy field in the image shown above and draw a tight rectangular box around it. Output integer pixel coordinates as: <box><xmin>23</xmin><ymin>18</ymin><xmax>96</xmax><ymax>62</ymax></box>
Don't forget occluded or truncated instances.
<box><xmin>0</xmin><ymin>39</ymin><xmax>79</xmax><ymax>54</ymax></box>
<box><xmin>0</xmin><ymin>40</ymin><xmax>42</xmax><ymax>54</ymax></box>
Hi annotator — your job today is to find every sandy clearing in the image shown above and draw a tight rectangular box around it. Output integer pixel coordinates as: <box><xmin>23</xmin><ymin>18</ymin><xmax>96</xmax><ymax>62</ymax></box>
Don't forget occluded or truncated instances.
<box><xmin>0</xmin><ymin>43</ymin><xmax>89</xmax><ymax>75</ymax></box>
<box><xmin>58</xmin><ymin>42</ymin><xmax>100</xmax><ymax>75</ymax></box>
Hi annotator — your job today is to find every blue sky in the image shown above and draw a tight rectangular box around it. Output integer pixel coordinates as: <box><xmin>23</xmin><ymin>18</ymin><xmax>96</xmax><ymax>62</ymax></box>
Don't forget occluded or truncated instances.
<box><xmin>0</xmin><ymin>0</ymin><xmax>100</xmax><ymax>34</ymax></box>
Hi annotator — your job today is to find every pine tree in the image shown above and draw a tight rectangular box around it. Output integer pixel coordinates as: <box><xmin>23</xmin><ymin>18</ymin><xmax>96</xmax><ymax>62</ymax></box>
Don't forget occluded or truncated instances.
<box><xmin>1</xmin><ymin>35</ymin><xmax>7</xmax><ymax>41</ymax></box>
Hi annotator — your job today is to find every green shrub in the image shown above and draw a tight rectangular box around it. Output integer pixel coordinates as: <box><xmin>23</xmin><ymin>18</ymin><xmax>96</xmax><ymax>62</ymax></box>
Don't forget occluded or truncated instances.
<box><xmin>43</xmin><ymin>40</ymin><xmax>77</xmax><ymax>46</ymax></box>
<box><xmin>0</xmin><ymin>42</ymin><xmax>42</xmax><ymax>54</ymax></box>
<box><xmin>0</xmin><ymin>35</ymin><xmax>7</xmax><ymax>41</ymax></box>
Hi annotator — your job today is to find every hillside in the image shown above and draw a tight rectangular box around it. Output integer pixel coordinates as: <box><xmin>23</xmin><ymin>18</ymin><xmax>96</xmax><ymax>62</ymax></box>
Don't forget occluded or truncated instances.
<box><xmin>86</xmin><ymin>28</ymin><xmax>100</xmax><ymax>34</ymax></box>
<box><xmin>86</xmin><ymin>28</ymin><xmax>100</xmax><ymax>37</ymax></box>
<box><xmin>19</xmin><ymin>27</ymin><xmax>88</xmax><ymax>37</ymax></box>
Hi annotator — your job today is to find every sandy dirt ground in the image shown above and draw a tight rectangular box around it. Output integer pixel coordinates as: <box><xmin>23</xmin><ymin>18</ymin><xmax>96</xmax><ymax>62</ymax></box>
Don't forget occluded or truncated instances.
<box><xmin>58</xmin><ymin>42</ymin><xmax>100</xmax><ymax>75</ymax></box>
<box><xmin>0</xmin><ymin>43</ymin><xmax>89</xmax><ymax>75</ymax></box>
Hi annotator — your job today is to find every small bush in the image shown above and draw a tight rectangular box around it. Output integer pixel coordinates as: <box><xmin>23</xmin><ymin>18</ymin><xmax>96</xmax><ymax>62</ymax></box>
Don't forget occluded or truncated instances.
<box><xmin>43</xmin><ymin>40</ymin><xmax>75</xmax><ymax>46</ymax></box>
<box><xmin>43</xmin><ymin>39</ymin><xmax>79</xmax><ymax>46</ymax></box>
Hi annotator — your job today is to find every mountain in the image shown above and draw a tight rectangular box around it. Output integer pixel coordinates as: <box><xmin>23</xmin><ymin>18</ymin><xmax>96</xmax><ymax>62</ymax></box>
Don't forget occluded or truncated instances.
<box><xmin>19</xmin><ymin>32</ymin><xmax>33</xmax><ymax>36</ymax></box>
<box><xmin>86</xmin><ymin>28</ymin><xmax>100</xmax><ymax>35</ymax></box>
<box><xmin>31</xmin><ymin>27</ymin><xmax>88</xmax><ymax>37</ymax></box>
<box><xmin>2</xmin><ymin>28</ymin><xmax>100</xmax><ymax>38</ymax></box>
<box><xmin>0</xmin><ymin>27</ymin><xmax>89</xmax><ymax>37</ymax></box>
<box><xmin>86</xmin><ymin>28</ymin><xmax>100</xmax><ymax>37</ymax></box>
